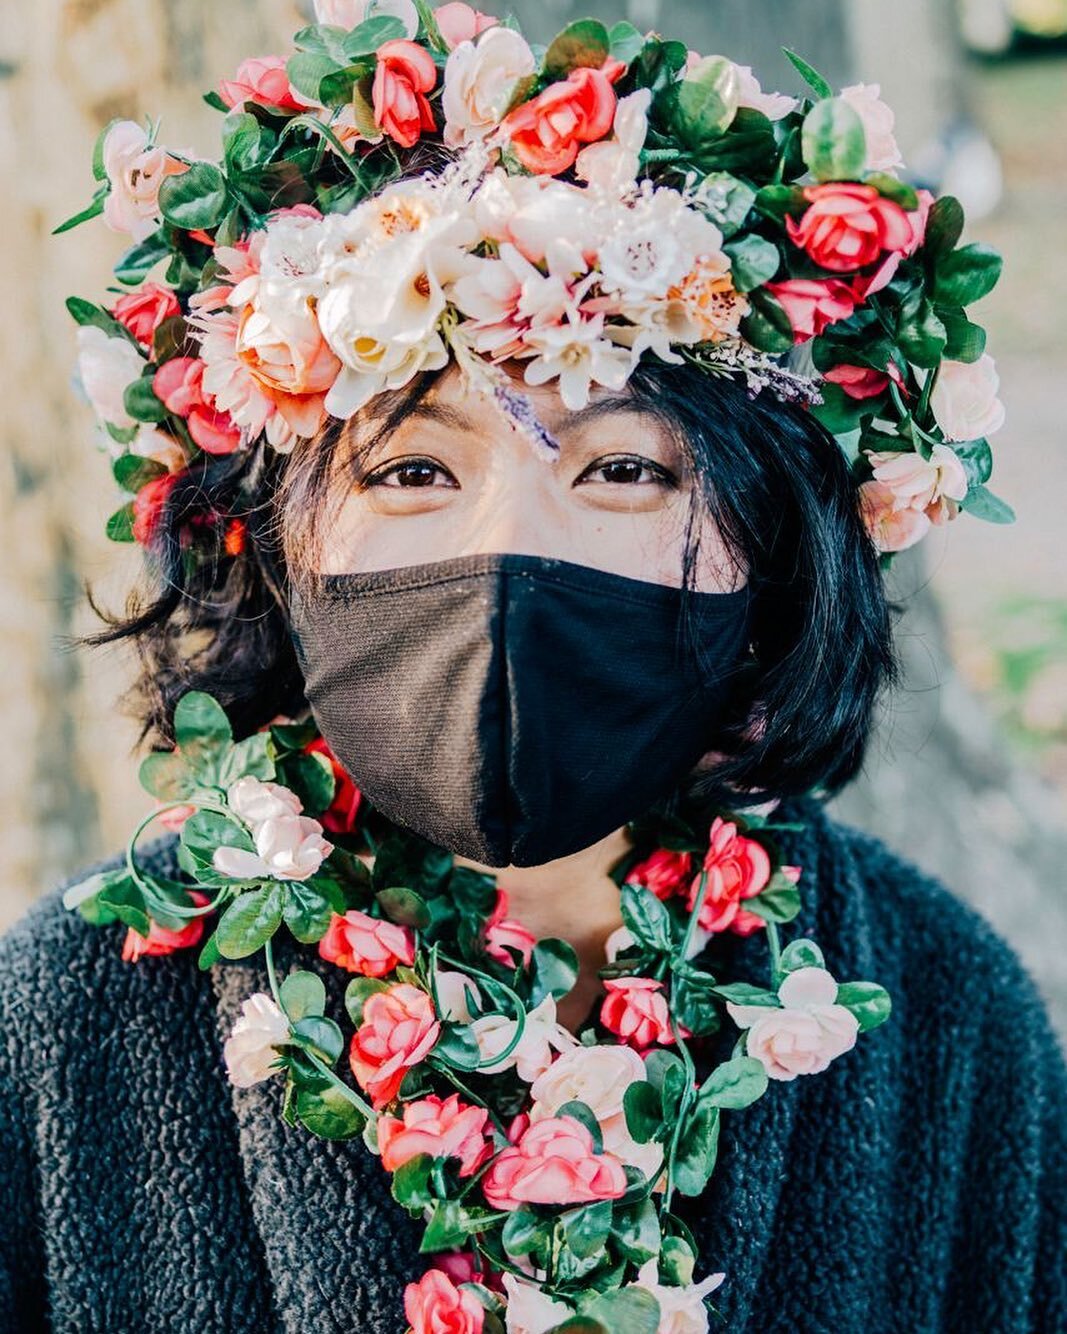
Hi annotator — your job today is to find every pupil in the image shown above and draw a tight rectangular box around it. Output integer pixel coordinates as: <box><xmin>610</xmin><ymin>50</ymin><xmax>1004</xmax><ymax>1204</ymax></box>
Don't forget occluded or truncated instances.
<box><xmin>397</xmin><ymin>463</ymin><xmax>437</xmax><ymax>487</ymax></box>
<box><xmin>604</xmin><ymin>460</ymin><xmax>642</xmax><ymax>484</ymax></box>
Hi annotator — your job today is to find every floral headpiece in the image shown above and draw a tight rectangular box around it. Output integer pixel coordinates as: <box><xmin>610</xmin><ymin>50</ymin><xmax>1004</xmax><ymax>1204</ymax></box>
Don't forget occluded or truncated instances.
<box><xmin>60</xmin><ymin>1</ymin><xmax>1011</xmax><ymax>568</ymax></box>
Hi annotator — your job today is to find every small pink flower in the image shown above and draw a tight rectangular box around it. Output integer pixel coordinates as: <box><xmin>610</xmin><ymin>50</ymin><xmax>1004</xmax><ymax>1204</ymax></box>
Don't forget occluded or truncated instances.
<box><xmin>859</xmin><ymin>479</ymin><xmax>933</xmax><ymax>554</ymax></box>
<box><xmin>626</xmin><ymin>848</ymin><xmax>693</xmax><ymax>902</ymax></box>
<box><xmin>378</xmin><ymin>1094</ymin><xmax>491</xmax><ymax>1178</ymax></box>
<box><xmin>687</xmin><ymin>818</ymin><xmax>772</xmax><ymax>935</ymax></box>
<box><xmin>111</xmin><ymin>284</ymin><xmax>181</xmax><ymax>347</ymax></box>
<box><xmin>101</xmin><ymin>120</ymin><xmax>189</xmax><ymax>243</ymax></box>
<box><xmin>483</xmin><ymin>889</ymin><xmax>536</xmax><ymax>968</ymax></box>
<box><xmin>765</xmin><ymin>278</ymin><xmax>859</xmax><ymax>344</ymax></box>
<box><xmin>121</xmin><ymin>891</ymin><xmax>210</xmax><ymax>962</ymax></box>
<box><xmin>188</xmin><ymin>405</ymin><xmax>243</xmax><ymax>455</ymax></box>
<box><xmin>372</xmin><ymin>39</ymin><xmax>438</xmax><ymax>149</ymax></box>
<box><xmin>600</xmin><ymin>978</ymin><xmax>675</xmax><ymax>1049</ymax></box>
<box><xmin>153</xmin><ymin>357</ymin><xmax>243</xmax><ymax>454</ymax></box>
<box><xmin>219</xmin><ymin>56</ymin><xmax>307</xmax><ymax>113</ymax></box>
<box><xmin>786</xmin><ymin>182</ymin><xmax>914</xmax><ymax>273</ymax></box>
<box><xmin>349</xmin><ymin>983</ymin><xmax>440</xmax><ymax>1108</ymax></box>
<box><xmin>727</xmin><ymin>966</ymin><xmax>859</xmax><ymax>1081</ymax></box>
<box><xmin>481</xmin><ymin>1115</ymin><xmax>627</xmax><ymax>1211</ymax></box>
<box><xmin>318</xmin><ymin>909</ymin><xmax>415</xmax><ymax>979</ymax></box>
<box><xmin>404</xmin><ymin>1269</ymin><xmax>484</xmax><ymax>1334</ymax></box>
<box><xmin>840</xmin><ymin>83</ymin><xmax>905</xmax><ymax>174</ymax></box>
<box><xmin>501</xmin><ymin>64</ymin><xmax>622</xmax><ymax>176</ymax></box>
<box><xmin>435</xmin><ymin>1</ymin><xmax>498</xmax><ymax>48</ymax></box>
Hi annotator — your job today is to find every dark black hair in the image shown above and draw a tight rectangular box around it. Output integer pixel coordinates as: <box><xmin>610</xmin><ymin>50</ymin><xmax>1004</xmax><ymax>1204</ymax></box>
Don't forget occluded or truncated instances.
<box><xmin>84</xmin><ymin>353</ymin><xmax>896</xmax><ymax>811</ymax></box>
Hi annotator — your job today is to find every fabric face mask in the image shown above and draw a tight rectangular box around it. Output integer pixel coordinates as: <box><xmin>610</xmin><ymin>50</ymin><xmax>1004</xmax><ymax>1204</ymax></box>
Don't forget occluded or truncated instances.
<box><xmin>288</xmin><ymin>553</ymin><xmax>752</xmax><ymax>868</ymax></box>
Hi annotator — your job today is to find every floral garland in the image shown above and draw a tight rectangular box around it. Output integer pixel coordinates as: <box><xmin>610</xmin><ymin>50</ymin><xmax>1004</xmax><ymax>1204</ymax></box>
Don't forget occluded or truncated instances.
<box><xmin>59</xmin><ymin>0</ymin><xmax>1009</xmax><ymax>572</ymax></box>
<box><xmin>65</xmin><ymin>690</ymin><xmax>891</xmax><ymax>1334</ymax></box>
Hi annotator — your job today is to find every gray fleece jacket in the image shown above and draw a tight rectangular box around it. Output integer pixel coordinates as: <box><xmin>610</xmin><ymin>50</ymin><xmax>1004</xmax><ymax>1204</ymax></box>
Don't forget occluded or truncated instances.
<box><xmin>0</xmin><ymin>795</ymin><xmax>1064</xmax><ymax>1333</ymax></box>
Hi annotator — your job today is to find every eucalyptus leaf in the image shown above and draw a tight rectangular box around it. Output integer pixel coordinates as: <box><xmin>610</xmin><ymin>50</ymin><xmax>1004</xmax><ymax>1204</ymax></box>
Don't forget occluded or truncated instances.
<box><xmin>669</xmin><ymin>55</ymin><xmax>740</xmax><ymax>147</ymax></box>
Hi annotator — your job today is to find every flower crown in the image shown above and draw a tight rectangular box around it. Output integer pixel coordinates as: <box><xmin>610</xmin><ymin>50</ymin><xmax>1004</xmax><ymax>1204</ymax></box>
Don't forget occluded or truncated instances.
<box><xmin>60</xmin><ymin>0</ymin><xmax>1011</xmax><ymax>567</ymax></box>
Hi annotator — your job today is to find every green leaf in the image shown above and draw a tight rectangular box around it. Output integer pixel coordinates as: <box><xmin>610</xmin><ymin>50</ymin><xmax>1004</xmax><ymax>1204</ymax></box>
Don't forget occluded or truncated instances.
<box><xmin>620</xmin><ymin>884</ymin><xmax>673</xmax><ymax>953</ymax></box>
<box><xmin>923</xmin><ymin>195</ymin><xmax>965</xmax><ymax>260</ymax></box>
<box><xmin>105</xmin><ymin>502</ymin><xmax>136</xmax><ymax>543</ymax></box>
<box><xmin>835</xmin><ymin>980</ymin><xmax>893</xmax><ymax>1032</ymax></box>
<box><xmin>779</xmin><ymin>938</ymin><xmax>825</xmax><ymax>974</ymax></box>
<box><xmin>221</xmin><ymin>111</ymin><xmax>277</xmax><ymax>173</ymax></box>
<box><xmin>864</xmin><ymin>173</ymin><xmax>919</xmax><ymax>211</ymax></box>
<box><xmin>376</xmin><ymin>886</ymin><xmax>431</xmax><ymax>929</ymax></box>
<box><xmin>723</xmin><ymin>234</ymin><xmax>780</xmax><ymax>291</ymax></box>
<box><xmin>174</xmin><ymin>692</ymin><xmax>234</xmax><ymax>778</ymax></box>
<box><xmin>671</xmin><ymin>1100</ymin><xmax>720</xmax><ymax>1197</ymax></box>
<box><xmin>138</xmin><ymin>750</ymin><xmax>196</xmax><ymax>801</ymax></box>
<box><xmin>123</xmin><ymin>376</ymin><xmax>168</xmax><ymax>425</ymax></box>
<box><xmin>218</xmin><ymin>732</ymin><xmax>277</xmax><ymax>788</ymax></box>
<box><xmin>897</xmin><ymin>297</ymin><xmax>947</xmax><ymax>368</ymax></box>
<box><xmin>608</xmin><ymin>20</ymin><xmax>645</xmax><ymax>66</ymax></box>
<box><xmin>280</xmin><ymin>969</ymin><xmax>327</xmax><ymax>1021</ymax></box>
<box><xmin>612</xmin><ymin>1198</ymin><xmax>661</xmax><ymax>1265</ymax></box>
<box><xmin>623</xmin><ymin>1080</ymin><xmax>662</xmax><ymax>1144</ymax></box>
<box><xmin>286</xmin><ymin>51</ymin><xmax>341</xmax><ymax>102</ymax></box>
<box><xmin>801</xmin><ymin>97</ymin><xmax>867</xmax><ymax>181</ymax></box>
<box><xmin>952</xmin><ymin>437</ymin><xmax>993</xmax><ymax>488</ymax></box>
<box><xmin>696</xmin><ymin>171</ymin><xmax>757</xmax><ymax>238</ymax></box>
<box><xmin>215</xmin><ymin>883</ymin><xmax>285</xmax><ymax>958</ymax></box>
<box><xmin>197</xmin><ymin>930</ymin><xmax>222</xmax><ymax>971</ymax></box>
<box><xmin>275</xmin><ymin>750</ymin><xmax>335</xmax><ymax>816</ymax></box>
<box><xmin>292</xmin><ymin>1014</ymin><xmax>343</xmax><ymax>1065</ymax></box>
<box><xmin>392</xmin><ymin>1153</ymin><xmax>435</xmax><ymax>1211</ymax></box>
<box><xmin>344</xmin><ymin>14</ymin><xmax>407</xmax><ymax>57</ymax></box>
<box><xmin>345</xmin><ymin>975</ymin><xmax>389</xmax><ymax>1027</ymax></box>
<box><xmin>114</xmin><ymin>231</ymin><xmax>172</xmax><ymax>286</ymax></box>
<box><xmin>420</xmin><ymin>1201</ymin><xmax>497</xmax><ymax>1254</ymax></box>
<box><xmin>431</xmin><ymin>1023</ymin><xmax>482</xmax><ymax>1071</ymax></box>
<box><xmin>53</xmin><ymin>193</ymin><xmax>106</xmax><ymax>235</ymax></box>
<box><xmin>502</xmin><ymin>1207</ymin><xmax>550</xmax><ymax>1258</ymax></box>
<box><xmin>672</xmin><ymin>971</ymin><xmax>721</xmax><ymax>1038</ymax></box>
<box><xmin>158</xmin><ymin>162</ymin><xmax>229</xmax><ymax>231</ymax></box>
<box><xmin>113</xmin><ymin>453</ymin><xmax>168</xmax><ymax>496</ymax></box>
<box><xmin>739</xmin><ymin>287</ymin><xmax>794</xmax><ymax>354</ymax></box>
<box><xmin>712</xmin><ymin>981</ymin><xmax>779</xmax><ymax>1006</ymax></box>
<box><xmin>659</xmin><ymin>1233</ymin><xmax>696</xmax><ymax>1286</ymax></box>
<box><xmin>65</xmin><ymin>296</ymin><xmax>137</xmax><ymax>343</ymax></box>
<box><xmin>96</xmin><ymin>875</ymin><xmax>152</xmax><ymax>936</ymax></box>
<box><xmin>561</xmin><ymin>1199</ymin><xmax>613</xmax><ymax>1259</ymax></box>
<box><xmin>282</xmin><ymin>881</ymin><xmax>335</xmax><ymax>943</ymax></box>
<box><xmin>530</xmin><ymin>938</ymin><xmax>579</xmax><ymax>1004</ymax></box>
<box><xmin>933</xmin><ymin>243</ymin><xmax>1003</xmax><ymax>307</ymax></box>
<box><xmin>669</xmin><ymin>55</ymin><xmax>740</xmax><ymax>147</ymax></box>
<box><xmin>543</xmin><ymin>20</ymin><xmax>610</xmax><ymax>79</ymax></box>
<box><xmin>743</xmin><ymin>871</ymin><xmax>802</xmax><ymax>923</ymax></box>
<box><xmin>939</xmin><ymin>308</ymin><xmax>987</xmax><ymax>363</ymax></box>
<box><xmin>781</xmin><ymin>47</ymin><xmax>833</xmax><ymax>100</ymax></box>
<box><xmin>699</xmin><ymin>1055</ymin><xmax>768</xmax><ymax>1110</ymax></box>
<box><xmin>582</xmin><ymin>1286</ymin><xmax>661</xmax><ymax>1334</ymax></box>
<box><xmin>960</xmin><ymin>482</ymin><xmax>1015</xmax><ymax>524</ymax></box>
<box><xmin>294</xmin><ymin>1080</ymin><xmax>365</xmax><ymax>1140</ymax></box>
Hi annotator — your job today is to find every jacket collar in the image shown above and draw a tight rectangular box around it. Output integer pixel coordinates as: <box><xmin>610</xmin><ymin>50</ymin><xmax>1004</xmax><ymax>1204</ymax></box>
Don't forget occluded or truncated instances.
<box><xmin>206</xmin><ymin>796</ymin><xmax>870</xmax><ymax>1330</ymax></box>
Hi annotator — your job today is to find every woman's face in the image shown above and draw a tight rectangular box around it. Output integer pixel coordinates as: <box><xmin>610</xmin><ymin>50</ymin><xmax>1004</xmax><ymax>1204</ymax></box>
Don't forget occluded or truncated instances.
<box><xmin>314</xmin><ymin>361</ymin><xmax>744</xmax><ymax>593</ymax></box>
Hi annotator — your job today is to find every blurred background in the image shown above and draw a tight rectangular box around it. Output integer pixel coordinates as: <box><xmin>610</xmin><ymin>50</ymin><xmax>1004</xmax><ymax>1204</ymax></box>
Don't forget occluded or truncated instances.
<box><xmin>1</xmin><ymin>0</ymin><xmax>1064</xmax><ymax>1031</ymax></box>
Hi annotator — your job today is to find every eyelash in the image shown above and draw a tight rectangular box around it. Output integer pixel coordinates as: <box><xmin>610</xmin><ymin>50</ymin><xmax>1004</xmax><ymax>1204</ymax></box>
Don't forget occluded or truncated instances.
<box><xmin>362</xmin><ymin>454</ymin><xmax>678</xmax><ymax>490</ymax></box>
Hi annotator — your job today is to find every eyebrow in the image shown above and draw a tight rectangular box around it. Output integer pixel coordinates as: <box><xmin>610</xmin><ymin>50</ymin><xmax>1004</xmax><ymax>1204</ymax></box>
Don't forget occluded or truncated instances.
<box><xmin>400</xmin><ymin>394</ymin><xmax>655</xmax><ymax>436</ymax></box>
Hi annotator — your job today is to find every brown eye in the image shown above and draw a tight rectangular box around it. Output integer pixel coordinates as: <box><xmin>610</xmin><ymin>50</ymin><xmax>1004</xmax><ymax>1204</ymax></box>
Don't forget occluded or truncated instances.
<box><xmin>576</xmin><ymin>454</ymin><xmax>677</xmax><ymax>487</ymax></box>
<box><xmin>364</xmin><ymin>457</ymin><xmax>459</xmax><ymax>489</ymax></box>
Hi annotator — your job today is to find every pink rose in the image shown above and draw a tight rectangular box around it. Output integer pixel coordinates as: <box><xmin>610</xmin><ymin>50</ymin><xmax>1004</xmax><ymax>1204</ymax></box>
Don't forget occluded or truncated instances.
<box><xmin>727</xmin><ymin>966</ymin><xmax>859</xmax><ymax>1081</ymax></box>
<box><xmin>188</xmin><ymin>405</ymin><xmax>243</xmax><ymax>455</ymax></box>
<box><xmin>686</xmin><ymin>818</ymin><xmax>772</xmax><ymax>935</ymax></box>
<box><xmin>111</xmin><ymin>284</ymin><xmax>181</xmax><ymax>347</ymax></box>
<box><xmin>501</xmin><ymin>64</ymin><xmax>622</xmax><ymax>176</ymax></box>
<box><xmin>600</xmin><ymin>977</ymin><xmax>675</xmax><ymax>1050</ymax></box>
<box><xmin>318</xmin><ymin>909</ymin><xmax>416</xmax><ymax>979</ymax></box>
<box><xmin>121</xmin><ymin>891</ymin><xmax>210</xmax><ymax>962</ymax></box>
<box><xmin>764</xmin><ymin>278</ymin><xmax>858</xmax><ymax>344</ymax></box>
<box><xmin>404</xmin><ymin>1269</ymin><xmax>484</xmax><ymax>1334</ymax></box>
<box><xmin>625</xmin><ymin>848</ymin><xmax>693</xmax><ymax>902</ymax></box>
<box><xmin>930</xmin><ymin>355</ymin><xmax>1006</xmax><ymax>441</ymax></box>
<box><xmin>786</xmin><ymin>183</ymin><xmax>913</xmax><ymax>273</ymax></box>
<box><xmin>481</xmin><ymin>1115</ymin><xmax>627</xmax><ymax>1211</ymax></box>
<box><xmin>483</xmin><ymin>889</ymin><xmax>536</xmax><ymax>968</ymax></box>
<box><xmin>378</xmin><ymin>1094</ymin><xmax>492</xmax><ymax>1178</ymax></box>
<box><xmin>859</xmin><ymin>479</ymin><xmax>933</xmax><ymax>554</ymax></box>
<box><xmin>101</xmin><ymin>120</ymin><xmax>189</xmax><ymax>243</ymax></box>
<box><xmin>823</xmin><ymin>361</ymin><xmax>905</xmax><ymax>401</ymax></box>
<box><xmin>153</xmin><ymin>357</ymin><xmax>243</xmax><ymax>455</ymax></box>
<box><xmin>435</xmin><ymin>2</ymin><xmax>498</xmax><ymax>48</ymax></box>
<box><xmin>348</xmin><ymin>983</ymin><xmax>440</xmax><ymax>1108</ymax></box>
<box><xmin>372</xmin><ymin>39</ymin><xmax>438</xmax><ymax>149</ymax></box>
<box><xmin>219</xmin><ymin>56</ymin><xmax>307</xmax><ymax>113</ymax></box>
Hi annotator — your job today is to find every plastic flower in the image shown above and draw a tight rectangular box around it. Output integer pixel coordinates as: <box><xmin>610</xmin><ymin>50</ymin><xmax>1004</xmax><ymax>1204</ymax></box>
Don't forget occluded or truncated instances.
<box><xmin>786</xmin><ymin>182</ymin><xmax>914</xmax><ymax>273</ymax></box>
<box><xmin>575</xmin><ymin>87</ymin><xmax>651</xmax><ymax>190</ymax></box>
<box><xmin>481</xmin><ymin>1115</ymin><xmax>628</xmax><ymax>1210</ymax></box>
<box><xmin>100</xmin><ymin>120</ymin><xmax>189</xmax><ymax>242</ymax></box>
<box><xmin>378</xmin><ymin>1093</ymin><xmax>492</xmax><ymax>1177</ymax></box>
<box><xmin>110</xmin><ymin>284</ymin><xmax>180</xmax><ymax>347</ymax></box>
<box><xmin>765</xmin><ymin>278</ymin><xmax>859</xmax><ymax>344</ymax></box>
<box><xmin>75</xmin><ymin>326</ymin><xmax>145</xmax><ymax>430</ymax></box>
<box><xmin>403</xmin><ymin>1269</ymin><xmax>485</xmax><ymax>1334</ymax></box>
<box><xmin>218</xmin><ymin>56</ymin><xmax>307</xmax><ymax>113</ymax></box>
<box><xmin>211</xmin><ymin>787</ymin><xmax>333</xmax><ymax>882</ymax></box>
<box><xmin>226</xmin><ymin>776</ymin><xmax>304</xmax><ymax>828</ymax></box>
<box><xmin>626</xmin><ymin>849</ymin><xmax>694</xmax><ymax>902</ymax></box>
<box><xmin>318</xmin><ymin>909</ymin><xmax>416</xmax><ymax>978</ymax></box>
<box><xmin>314</xmin><ymin>0</ymin><xmax>419</xmax><ymax>36</ymax></box>
<box><xmin>349</xmin><ymin>983</ymin><xmax>440</xmax><ymax>1107</ymax></box>
<box><xmin>373</xmin><ymin>39</ymin><xmax>438</xmax><ymax>149</ymax></box>
<box><xmin>727</xmin><ymin>966</ymin><xmax>859</xmax><ymax>1081</ymax></box>
<box><xmin>501</xmin><ymin>63</ymin><xmax>622</xmax><ymax>176</ymax></box>
<box><xmin>121</xmin><ymin>891</ymin><xmax>210</xmax><ymax>962</ymax></box>
<box><xmin>471</xmin><ymin>995</ymin><xmax>577</xmax><ymax>1082</ymax></box>
<box><xmin>500</xmin><ymin>1274</ymin><xmax>574</xmax><ymax>1333</ymax></box>
<box><xmin>435</xmin><ymin>2</ymin><xmax>498</xmax><ymax>49</ymax></box>
<box><xmin>442</xmin><ymin>24</ymin><xmax>536</xmax><ymax>148</ymax></box>
<box><xmin>686</xmin><ymin>817</ymin><xmax>772</xmax><ymax>936</ymax></box>
<box><xmin>930</xmin><ymin>355</ymin><xmax>1006</xmax><ymax>441</ymax></box>
<box><xmin>223</xmin><ymin>992</ymin><xmax>291</xmax><ymax>1087</ymax></box>
<box><xmin>600</xmin><ymin>977</ymin><xmax>676</xmax><ymax>1049</ymax></box>
<box><xmin>840</xmin><ymin>82</ymin><xmax>905</xmax><ymax>174</ymax></box>
<box><xmin>483</xmin><ymin>889</ymin><xmax>536</xmax><ymax>968</ymax></box>
<box><xmin>629</xmin><ymin>1259</ymin><xmax>726</xmax><ymax>1334</ymax></box>
<box><xmin>520</xmin><ymin>310</ymin><xmax>633</xmax><ymax>412</ymax></box>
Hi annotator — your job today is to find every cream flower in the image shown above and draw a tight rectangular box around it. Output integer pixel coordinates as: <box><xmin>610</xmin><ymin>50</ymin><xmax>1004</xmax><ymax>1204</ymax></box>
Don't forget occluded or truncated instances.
<box><xmin>227</xmin><ymin>776</ymin><xmax>304</xmax><ymax>829</ymax></box>
<box><xmin>195</xmin><ymin>308</ymin><xmax>294</xmax><ymax>450</ymax></box>
<box><xmin>631</xmin><ymin>1260</ymin><xmax>726</xmax><ymax>1334</ymax></box>
<box><xmin>841</xmin><ymin>82</ymin><xmax>905</xmax><ymax>174</ymax></box>
<box><xmin>502</xmin><ymin>1273</ymin><xmax>574</xmax><ymax>1334</ymax></box>
<box><xmin>575</xmin><ymin>88</ymin><xmax>652</xmax><ymax>190</ymax></box>
<box><xmin>596</xmin><ymin>186</ymin><xmax>727</xmax><ymax>305</ymax></box>
<box><xmin>520</xmin><ymin>311</ymin><xmax>634</xmax><ymax>411</ymax></box>
<box><xmin>75</xmin><ymin>325</ymin><xmax>145</xmax><ymax>429</ymax></box>
<box><xmin>435</xmin><ymin>969</ymin><xmax>481</xmax><ymax>1023</ymax></box>
<box><xmin>442</xmin><ymin>25</ymin><xmax>536</xmax><ymax>148</ymax></box>
<box><xmin>730</xmin><ymin>61</ymin><xmax>797</xmax><ymax>120</ymax></box>
<box><xmin>930</xmin><ymin>355</ymin><xmax>1006</xmax><ymax>441</ymax></box>
<box><xmin>313</xmin><ymin>0</ymin><xmax>418</xmax><ymax>37</ymax></box>
<box><xmin>223</xmin><ymin>992</ymin><xmax>291</xmax><ymax>1088</ymax></box>
<box><xmin>471</xmin><ymin>995</ymin><xmax>577</xmax><ymax>1083</ymax></box>
<box><xmin>867</xmin><ymin>445</ymin><xmax>968</xmax><ymax>516</ymax></box>
<box><xmin>212</xmin><ymin>813</ymin><xmax>333</xmax><ymax>883</ymax></box>
<box><xmin>101</xmin><ymin>120</ymin><xmax>189</xmax><ymax>242</ymax></box>
<box><xmin>727</xmin><ymin>966</ymin><xmax>859</xmax><ymax>1081</ymax></box>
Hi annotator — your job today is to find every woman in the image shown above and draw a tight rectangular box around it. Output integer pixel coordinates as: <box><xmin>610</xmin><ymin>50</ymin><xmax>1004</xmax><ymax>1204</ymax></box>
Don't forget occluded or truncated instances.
<box><xmin>2</xmin><ymin>4</ymin><xmax>1064</xmax><ymax>1332</ymax></box>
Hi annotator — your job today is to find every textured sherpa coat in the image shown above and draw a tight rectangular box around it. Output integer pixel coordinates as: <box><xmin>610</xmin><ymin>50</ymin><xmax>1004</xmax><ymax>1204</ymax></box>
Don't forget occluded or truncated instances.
<box><xmin>0</xmin><ymin>795</ymin><xmax>1064</xmax><ymax>1334</ymax></box>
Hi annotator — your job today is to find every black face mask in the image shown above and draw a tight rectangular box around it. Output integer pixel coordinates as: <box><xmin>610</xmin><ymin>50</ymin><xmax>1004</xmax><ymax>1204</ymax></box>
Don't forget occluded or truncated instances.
<box><xmin>288</xmin><ymin>553</ymin><xmax>752</xmax><ymax>868</ymax></box>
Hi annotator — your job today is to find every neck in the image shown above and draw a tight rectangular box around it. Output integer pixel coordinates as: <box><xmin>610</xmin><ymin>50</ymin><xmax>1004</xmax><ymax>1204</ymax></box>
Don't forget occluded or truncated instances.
<box><xmin>453</xmin><ymin>826</ymin><xmax>634</xmax><ymax>1031</ymax></box>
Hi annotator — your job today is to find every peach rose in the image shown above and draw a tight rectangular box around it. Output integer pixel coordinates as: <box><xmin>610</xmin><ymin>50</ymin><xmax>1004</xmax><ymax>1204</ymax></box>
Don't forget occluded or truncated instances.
<box><xmin>373</xmin><ymin>39</ymin><xmax>438</xmax><ymax>149</ymax></box>
<box><xmin>764</xmin><ymin>278</ymin><xmax>858</xmax><ymax>344</ymax></box>
<box><xmin>234</xmin><ymin>301</ymin><xmax>342</xmax><ymax>439</ymax></box>
<box><xmin>626</xmin><ymin>848</ymin><xmax>693</xmax><ymax>902</ymax></box>
<box><xmin>318</xmin><ymin>909</ymin><xmax>415</xmax><ymax>978</ymax></box>
<box><xmin>481</xmin><ymin>1115</ymin><xmax>628</xmax><ymax>1211</ymax></box>
<box><xmin>218</xmin><ymin>56</ymin><xmax>307</xmax><ymax>113</ymax></box>
<box><xmin>404</xmin><ymin>1269</ymin><xmax>484</xmax><ymax>1334</ymax></box>
<box><xmin>378</xmin><ymin>1093</ymin><xmax>491</xmax><ymax>1177</ymax></box>
<box><xmin>483</xmin><ymin>889</ymin><xmax>536</xmax><ymax>968</ymax></box>
<box><xmin>867</xmin><ymin>445</ymin><xmax>968</xmax><ymax>518</ymax></box>
<box><xmin>121</xmin><ymin>891</ymin><xmax>210</xmax><ymax>962</ymax></box>
<box><xmin>600</xmin><ymin>978</ymin><xmax>675</xmax><ymax>1050</ymax></box>
<box><xmin>349</xmin><ymin>983</ymin><xmax>440</xmax><ymax>1108</ymax></box>
<box><xmin>859</xmin><ymin>479</ymin><xmax>933</xmax><ymax>554</ymax></box>
<box><xmin>111</xmin><ymin>284</ymin><xmax>181</xmax><ymax>347</ymax></box>
<box><xmin>501</xmin><ymin>64</ymin><xmax>621</xmax><ymax>176</ymax></box>
<box><xmin>930</xmin><ymin>355</ymin><xmax>1006</xmax><ymax>442</ymax></box>
<box><xmin>727</xmin><ymin>966</ymin><xmax>859</xmax><ymax>1081</ymax></box>
<box><xmin>840</xmin><ymin>83</ymin><xmax>905</xmax><ymax>174</ymax></box>
<box><xmin>435</xmin><ymin>2</ymin><xmax>498</xmax><ymax>49</ymax></box>
<box><xmin>686</xmin><ymin>817</ymin><xmax>772</xmax><ymax>935</ymax></box>
<box><xmin>786</xmin><ymin>183</ymin><xmax>914</xmax><ymax>273</ymax></box>
<box><xmin>211</xmin><ymin>809</ymin><xmax>333</xmax><ymax>883</ymax></box>
<box><xmin>442</xmin><ymin>25</ymin><xmax>535</xmax><ymax>149</ymax></box>
<box><xmin>227</xmin><ymin>776</ymin><xmax>304</xmax><ymax>828</ymax></box>
<box><xmin>223</xmin><ymin>992</ymin><xmax>291</xmax><ymax>1087</ymax></box>
<box><xmin>101</xmin><ymin>120</ymin><xmax>189</xmax><ymax>243</ymax></box>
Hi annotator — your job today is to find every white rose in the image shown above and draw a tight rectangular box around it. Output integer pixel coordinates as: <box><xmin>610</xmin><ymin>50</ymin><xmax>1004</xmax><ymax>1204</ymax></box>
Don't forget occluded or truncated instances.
<box><xmin>727</xmin><ymin>966</ymin><xmax>859</xmax><ymax>1082</ymax></box>
<box><xmin>75</xmin><ymin>325</ymin><xmax>145</xmax><ymax>429</ymax></box>
<box><xmin>631</xmin><ymin>1259</ymin><xmax>726</xmax><ymax>1334</ymax></box>
<box><xmin>212</xmin><ymin>813</ymin><xmax>332</xmax><ymax>883</ymax></box>
<box><xmin>502</xmin><ymin>1273</ymin><xmax>574</xmax><ymax>1334</ymax></box>
<box><xmin>313</xmin><ymin>0</ymin><xmax>418</xmax><ymax>37</ymax></box>
<box><xmin>101</xmin><ymin>120</ymin><xmax>189</xmax><ymax>242</ymax></box>
<box><xmin>575</xmin><ymin>88</ymin><xmax>652</xmax><ymax>190</ymax></box>
<box><xmin>227</xmin><ymin>776</ymin><xmax>304</xmax><ymax>830</ymax></box>
<box><xmin>471</xmin><ymin>995</ymin><xmax>577</xmax><ymax>1083</ymax></box>
<box><xmin>930</xmin><ymin>355</ymin><xmax>1006</xmax><ymax>441</ymax></box>
<box><xmin>443</xmin><ymin>25</ymin><xmax>536</xmax><ymax>148</ymax></box>
<box><xmin>223</xmin><ymin>992</ymin><xmax>291</xmax><ymax>1088</ymax></box>
<box><xmin>841</xmin><ymin>82</ymin><xmax>905</xmax><ymax>174</ymax></box>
